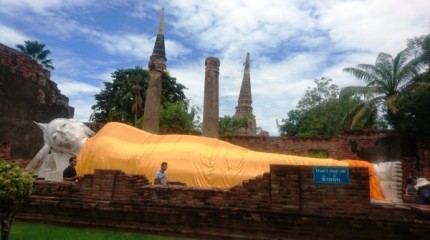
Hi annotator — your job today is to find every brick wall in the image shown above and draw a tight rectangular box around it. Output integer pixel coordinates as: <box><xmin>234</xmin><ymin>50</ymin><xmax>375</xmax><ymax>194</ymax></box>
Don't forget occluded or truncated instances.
<box><xmin>222</xmin><ymin>131</ymin><xmax>430</xmax><ymax>181</ymax></box>
<box><xmin>0</xmin><ymin>43</ymin><xmax>74</xmax><ymax>159</ymax></box>
<box><xmin>0</xmin><ymin>142</ymin><xmax>11</xmax><ymax>160</ymax></box>
<box><xmin>220</xmin><ymin>130</ymin><xmax>402</xmax><ymax>161</ymax></box>
<box><xmin>18</xmin><ymin>167</ymin><xmax>430</xmax><ymax>239</ymax></box>
<box><xmin>270</xmin><ymin>165</ymin><xmax>370</xmax><ymax>216</ymax></box>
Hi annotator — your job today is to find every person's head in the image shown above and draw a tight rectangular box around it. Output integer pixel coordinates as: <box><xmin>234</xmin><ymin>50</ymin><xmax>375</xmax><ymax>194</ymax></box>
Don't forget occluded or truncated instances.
<box><xmin>414</xmin><ymin>177</ymin><xmax>430</xmax><ymax>190</ymax></box>
<box><xmin>69</xmin><ymin>156</ymin><xmax>77</xmax><ymax>166</ymax></box>
<box><xmin>161</xmin><ymin>162</ymin><xmax>168</xmax><ymax>172</ymax></box>
<box><xmin>406</xmin><ymin>176</ymin><xmax>416</xmax><ymax>185</ymax></box>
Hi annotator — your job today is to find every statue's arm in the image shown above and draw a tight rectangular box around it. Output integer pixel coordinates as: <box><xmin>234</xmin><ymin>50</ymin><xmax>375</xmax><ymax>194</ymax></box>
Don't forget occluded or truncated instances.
<box><xmin>25</xmin><ymin>144</ymin><xmax>51</xmax><ymax>172</ymax></box>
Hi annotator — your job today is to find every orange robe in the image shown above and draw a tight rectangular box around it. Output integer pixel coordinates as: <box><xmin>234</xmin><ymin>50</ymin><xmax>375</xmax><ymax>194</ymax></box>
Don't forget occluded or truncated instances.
<box><xmin>77</xmin><ymin>122</ymin><xmax>384</xmax><ymax>200</ymax></box>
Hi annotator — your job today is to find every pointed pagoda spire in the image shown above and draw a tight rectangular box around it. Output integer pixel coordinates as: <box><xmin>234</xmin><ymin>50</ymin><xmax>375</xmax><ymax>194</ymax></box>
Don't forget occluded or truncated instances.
<box><xmin>142</xmin><ymin>8</ymin><xmax>167</xmax><ymax>134</ymax></box>
<box><xmin>235</xmin><ymin>52</ymin><xmax>253</xmax><ymax>115</ymax></box>
<box><xmin>234</xmin><ymin>52</ymin><xmax>256</xmax><ymax>136</ymax></box>
<box><xmin>151</xmin><ymin>8</ymin><xmax>166</xmax><ymax>62</ymax></box>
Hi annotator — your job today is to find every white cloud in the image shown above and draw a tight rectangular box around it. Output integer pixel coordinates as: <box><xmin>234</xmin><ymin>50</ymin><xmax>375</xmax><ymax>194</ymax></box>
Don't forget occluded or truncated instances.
<box><xmin>52</xmin><ymin>76</ymin><xmax>101</xmax><ymax>123</ymax></box>
<box><xmin>0</xmin><ymin>0</ymin><xmax>95</xmax><ymax>13</ymax></box>
<box><xmin>2</xmin><ymin>0</ymin><xmax>430</xmax><ymax>136</ymax></box>
<box><xmin>53</xmin><ymin>76</ymin><xmax>100</xmax><ymax>96</ymax></box>
<box><xmin>315</xmin><ymin>0</ymin><xmax>430</xmax><ymax>53</ymax></box>
<box><xmin>0</xmin><ymin>25</ymin><xmax>30</xmax><ymax>47</ymax></box>
<box><xmin>72</xmin><ymin>97</ymin><xmax>96</xmax><ymax>122</ymax></box>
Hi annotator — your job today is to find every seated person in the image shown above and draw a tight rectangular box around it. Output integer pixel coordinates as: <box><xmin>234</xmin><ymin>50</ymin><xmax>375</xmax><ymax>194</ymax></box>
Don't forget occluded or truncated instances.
<box><xmin>154</xmin><ymin>162</ymin><xmax>168</xmax><ymax>185</ymax></box>
<box><xmin>63</xmin><ymin>157</ymin><xmax>80</xmax><ymax>181</ymax></box>
<box><xmin>414</xmin><ymin>178</ymin><xmax>430</xmax><ymax>204</ymax></box>
<box><xmin>405</xmin><ymin>176</ymin><xmax>417</xmax><ymax>196</ymax></box>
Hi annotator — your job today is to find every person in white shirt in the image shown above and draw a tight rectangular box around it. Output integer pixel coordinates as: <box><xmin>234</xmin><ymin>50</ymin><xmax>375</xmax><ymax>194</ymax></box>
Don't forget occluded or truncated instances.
<box><xmin>154</xmin><ymin>162</ymin><xmax>168</xmax><ymax>185</ymax></box>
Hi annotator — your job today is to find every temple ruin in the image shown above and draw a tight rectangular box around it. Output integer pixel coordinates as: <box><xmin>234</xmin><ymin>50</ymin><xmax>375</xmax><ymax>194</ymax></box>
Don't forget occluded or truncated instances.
<box><xmin>233</xmin><ymin>52</ymin><xmax>257</xmax><ymax>136</ymax></box>
<box><xmin>0</xmin><ymin>43</ymin><xmax>73</xmax><ymax>160</ymax></box>
<box><xmin>142</xmin><ymin>8</ymin><xmax>167</xmax><ymax>134</ymax></box>
<box><xmin>202</xmin><ymin>57</ymin><xmax>220</xmax><ymax>138</ymax></box>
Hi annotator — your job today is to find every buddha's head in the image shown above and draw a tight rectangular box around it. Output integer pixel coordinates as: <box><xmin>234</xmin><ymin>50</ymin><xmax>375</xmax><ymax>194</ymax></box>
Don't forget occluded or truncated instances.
<box><xmin>35</xmin><ymin>118</ymin><xmax>95</xmax><ymax>155</ymax></box>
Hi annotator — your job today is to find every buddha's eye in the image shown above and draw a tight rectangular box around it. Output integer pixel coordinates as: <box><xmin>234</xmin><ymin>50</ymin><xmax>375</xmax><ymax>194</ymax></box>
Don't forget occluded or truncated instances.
<box><xmin>53</xmin><ymin>136</ymin><xmax>57</xmax><ymax>141</ymax></box>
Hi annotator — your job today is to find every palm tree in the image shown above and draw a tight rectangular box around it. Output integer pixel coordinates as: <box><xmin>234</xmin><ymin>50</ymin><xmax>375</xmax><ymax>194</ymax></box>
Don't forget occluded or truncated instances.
<box><xmin>126</xmin><ymin>72</ymin><xmax>144</xmax><ymax>127</ymax></box>
<box><xmin>16</xmin><ymin>40</ymin><xmax>55</xmax><ymax>70</ymax></box>
<box><xmin>342</xmin><ymin>47</ymin><xmax>424</xmax><ymax>129</ymax></box>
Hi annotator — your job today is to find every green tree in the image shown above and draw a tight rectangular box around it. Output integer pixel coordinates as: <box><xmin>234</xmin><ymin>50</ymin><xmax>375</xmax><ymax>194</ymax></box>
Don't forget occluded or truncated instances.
<box><xmin>127</xmin><ymin>71</ymin><xmax>144</xmax><ymax>127</ymax></box>
<box><xmin>339</xmin><ymin>86</ymin><xmax>383</xmax><ymax>130</ymax></box>
<box><xmin>90</xmin><ymin>67</ymin><xmax>187</xmax><ymax>125</ymax></box>
<box><xmin>278</xmin><ymin>78</ymin><xmax>366</xmax><ymax>137</ymax></box>
<box><xmin>343</xmin><ymin>47</ymin><xmax>424</xmax><ymax>129</ymax></box>
<box><xmin>15</xmin><ymin>40</ymin><xmax>54</xmax><ymax>70</ymax></box>
<box><xmin>297</xmin><ymin>77</ymin><xmax>339</xmax><ymax>111</ymax></box>
<box><xmin>396</xmin><ymin>85</ymin><xmax>430</xmax><ymax>139</ymax></box>
<box><xmin>218</xmin><ymin>115</ymin><xmax>243</xmax><ymax>137</ymax></box>
<box><xmin>277</xmin><ymin>109</ymin><xmax>302</xmax><ymax>136</ymax></box>
<box><xmin>396</xmin><ymin>34</ymin><xmax>430</xmax><ymax>139</ymax></box>
<box><xmin>218</xmin><ymin>114</ymin><xmax>256</xmax><ymax>137</ymax></box>
<box><xmin>0</xmin><ymin>160</ymin><xmax>34</xmax><ymax>240</ymax></box>
<box><xmin>407</xmin><ymin>34</ymin><xmax>430</xmax><ymax>68</ymax></box>
<box><xmin>159</xmin><ymin>101</ymin><xmax>200</xmax><ymax>131</ymax></box>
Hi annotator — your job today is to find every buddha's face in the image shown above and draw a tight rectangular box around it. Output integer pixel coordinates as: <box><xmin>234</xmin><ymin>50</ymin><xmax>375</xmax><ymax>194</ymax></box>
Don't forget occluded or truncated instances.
<box><xmin>39</xmin><ymin>119</ymin><xmax>92</xmax><ymax>154</ymax></box>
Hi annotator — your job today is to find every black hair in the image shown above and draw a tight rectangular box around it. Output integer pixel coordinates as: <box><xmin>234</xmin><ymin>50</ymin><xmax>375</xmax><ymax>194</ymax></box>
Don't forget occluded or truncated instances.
<box><xmin>69</xmin><ymin>156</ymin><xmax>77</xmax><ymax>163</ymax></box>
<box><xmin>406</xmin><ymin>176</ymin><xmax>416</xmax><ymax>184</ymax></box>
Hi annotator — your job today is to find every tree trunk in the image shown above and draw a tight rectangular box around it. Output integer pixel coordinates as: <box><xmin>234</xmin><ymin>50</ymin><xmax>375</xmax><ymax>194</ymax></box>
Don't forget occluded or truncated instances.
<box><xmin>1</xmin><ymin>200</ymin><xmax>17</xmax><ymax>240</ymax></box>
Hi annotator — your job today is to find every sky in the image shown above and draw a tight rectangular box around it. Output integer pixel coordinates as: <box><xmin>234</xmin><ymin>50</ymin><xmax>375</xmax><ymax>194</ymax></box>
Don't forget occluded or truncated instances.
<box><xmin>1</xmin><ymin>0</ymin><xmax>429</xmax><ymax>136</ymax></box>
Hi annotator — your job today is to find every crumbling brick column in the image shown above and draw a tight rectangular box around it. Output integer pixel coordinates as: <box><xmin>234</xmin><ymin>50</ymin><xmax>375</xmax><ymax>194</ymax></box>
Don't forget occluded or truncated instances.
<box><xmin>142</xmin><ymin>8</ymin><xmax>166</xmax><ymax>134</ymax></box>
<box><xmin>142</xmin><ymin>55</ymin><xmax>165</xmax><ymax>134</ymax></box>
<box><xmin>202</xmin><ymin>57</ymin><xmax>220</xmax><ymax>138</ymax></box>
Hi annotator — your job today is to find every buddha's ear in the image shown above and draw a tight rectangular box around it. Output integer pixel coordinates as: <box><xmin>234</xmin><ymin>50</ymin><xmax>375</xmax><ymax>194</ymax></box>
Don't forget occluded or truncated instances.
<box><xmin>79</xmin><ymin>122</ymin><xmax>95</xmax><ymax>137</ymax></box>
<box><xmin>34</xmin><ymin>121</ymin><xmax>48</xmax><ymax>133</ymax></box>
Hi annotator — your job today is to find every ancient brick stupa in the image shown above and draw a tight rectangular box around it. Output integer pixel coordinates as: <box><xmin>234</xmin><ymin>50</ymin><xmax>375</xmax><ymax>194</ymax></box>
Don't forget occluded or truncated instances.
<box><xmin>142</xmin><ymin>8</ymin><xmax>167</xmax><ymax>134</ymax></box>
<box><xmin>233</xmin><ymin>52</ymin><xmax>256</xmax><ymax>136</ymax></box>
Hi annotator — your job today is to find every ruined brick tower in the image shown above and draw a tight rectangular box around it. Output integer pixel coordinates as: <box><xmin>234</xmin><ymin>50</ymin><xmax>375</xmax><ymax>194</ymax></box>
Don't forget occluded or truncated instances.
<box><xmin>0</xmin><ymin>43</ymin><xmax>73</xmax><ymax>159</ymax></box>
<box><xmin>202</xmin><ymin>57</ymin><xmax>220</xmax><ymax>138</ymax></box>
<box><xmin>233</xmin><ymin>52</ymin><xmax>256</xmax><ymax>136</ymax></box>
<box><xmin>142</xmin><ymin>8</ymin><xmax>166</xmax><ymax>133</ymax></box>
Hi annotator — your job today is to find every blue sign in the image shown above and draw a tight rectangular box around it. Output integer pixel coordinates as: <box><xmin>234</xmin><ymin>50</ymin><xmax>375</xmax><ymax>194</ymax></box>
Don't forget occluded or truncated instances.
<box><xmin>313</xmin><ymin>167</ymin><xmax>349</xmax><ymax>184</ymax></box>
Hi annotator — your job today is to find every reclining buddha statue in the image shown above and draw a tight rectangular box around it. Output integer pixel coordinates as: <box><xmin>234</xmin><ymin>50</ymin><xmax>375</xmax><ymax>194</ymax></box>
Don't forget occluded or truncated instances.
<box><xmin>27</xmin><ymin>119</ymin><xmax>403</xmax><ymax>202</ymax></box>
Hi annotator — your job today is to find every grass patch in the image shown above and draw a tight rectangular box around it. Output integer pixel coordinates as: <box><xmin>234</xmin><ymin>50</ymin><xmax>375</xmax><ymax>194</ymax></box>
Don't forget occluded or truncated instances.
<box><xmin>11</xmin><ymin>221</ymin><xmax>177</xmax><ymax>240</ymax></box>
<box><xmin>307</xmin><ymin>150</ymin><xmax>328</xmax><ymax>158</ymax></box>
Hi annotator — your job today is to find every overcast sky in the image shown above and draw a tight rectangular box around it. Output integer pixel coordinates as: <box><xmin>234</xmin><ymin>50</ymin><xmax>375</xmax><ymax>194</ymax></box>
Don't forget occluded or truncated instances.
<box><xmin>1</xmin><ymin>0</ymin><xmax>429</xmax><ymax>135</ymax></box>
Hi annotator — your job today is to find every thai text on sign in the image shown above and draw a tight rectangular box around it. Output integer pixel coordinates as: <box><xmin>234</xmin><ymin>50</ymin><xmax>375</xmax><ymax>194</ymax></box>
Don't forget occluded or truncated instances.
<box><xmin>313</xmin><ymin>167</ymin><xmax>349</xmax><ymax>184</ymax></box>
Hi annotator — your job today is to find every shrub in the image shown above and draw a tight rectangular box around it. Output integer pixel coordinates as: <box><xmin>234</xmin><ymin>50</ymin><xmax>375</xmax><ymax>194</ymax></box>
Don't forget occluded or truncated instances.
<box><xmin>0</xmin><ymin>160</ymin><xmax>34</xmax><ymax>201</ymax></box>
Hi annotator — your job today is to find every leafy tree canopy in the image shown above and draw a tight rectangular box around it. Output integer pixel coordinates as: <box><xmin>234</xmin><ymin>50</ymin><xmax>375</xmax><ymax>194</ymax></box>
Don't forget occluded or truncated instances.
<box><xmin>218</xmin><ymin>113</ymin><xmax>257</xmax><ymax>137</ymax></box>
<box><xmin>396</xmin><ymin>34</ymin><xmax>430</xmax><ymax>139</ymax></box>
<box><xmin>278</xmin><ymin>78</ymin><xmax>372</xmax><ymax>137</ymax></box>
<box><xmin>408</xmin><ymin>33</ymin><xmax>430</xmax><ymax>67</ymax></box>
<box><xmin>90</xmin><ymin>67</ymin><xmax>187</xmax><ymax>125</ymax></box>
<box><xmin>343</xmin><ymin>46</ymin><xmax>425</xmax><ymax>129</ymax></box>
<box><xmin>16</xmin><ymin>40</ymin><xmax>55</xmax><ymax>70</ymax></box>
<box><xmin>159</xmin><ymin>101</ymin><xmax>201</xmax><ymax>131</ymax></box>
<box><xmin>396</xmin><ymin>84</ymin><xmax>430</xmax><ymax>139</ymax></box>
<box><xmin>0</xmin><ymin>161</ymin><xmax>34</xmax><ymax>240</ymax></box>
<box><xmin>0</xmin><ymin>161</ymin><xmax>34</xmax><ymax>201</ymax></box>
<box><xmin>219</xmin><ymin>115</ymin><xmax>244</xmax><ymax>137</ymax></box>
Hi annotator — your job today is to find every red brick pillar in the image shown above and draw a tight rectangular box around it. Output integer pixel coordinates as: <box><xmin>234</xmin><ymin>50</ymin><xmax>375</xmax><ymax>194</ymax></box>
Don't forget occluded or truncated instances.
<box><xmin>202</xmin><ymin>57</ymin><xmax>220</xmax><ymax>138</ymax></box>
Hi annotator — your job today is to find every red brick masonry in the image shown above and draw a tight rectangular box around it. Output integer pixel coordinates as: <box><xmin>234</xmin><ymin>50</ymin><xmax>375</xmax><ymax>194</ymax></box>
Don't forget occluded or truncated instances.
<box><xmin>18</xmin><ymin>166</ymin><xmax>430</xmax><ymax>240</ymax></box>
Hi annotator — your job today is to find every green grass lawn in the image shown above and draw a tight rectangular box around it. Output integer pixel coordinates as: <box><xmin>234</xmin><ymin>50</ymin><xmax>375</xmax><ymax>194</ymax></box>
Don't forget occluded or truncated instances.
<box><xmin>10</xmin><ymin>221</ymin><xmax>179</xmax><ymax>240</ymax></box>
